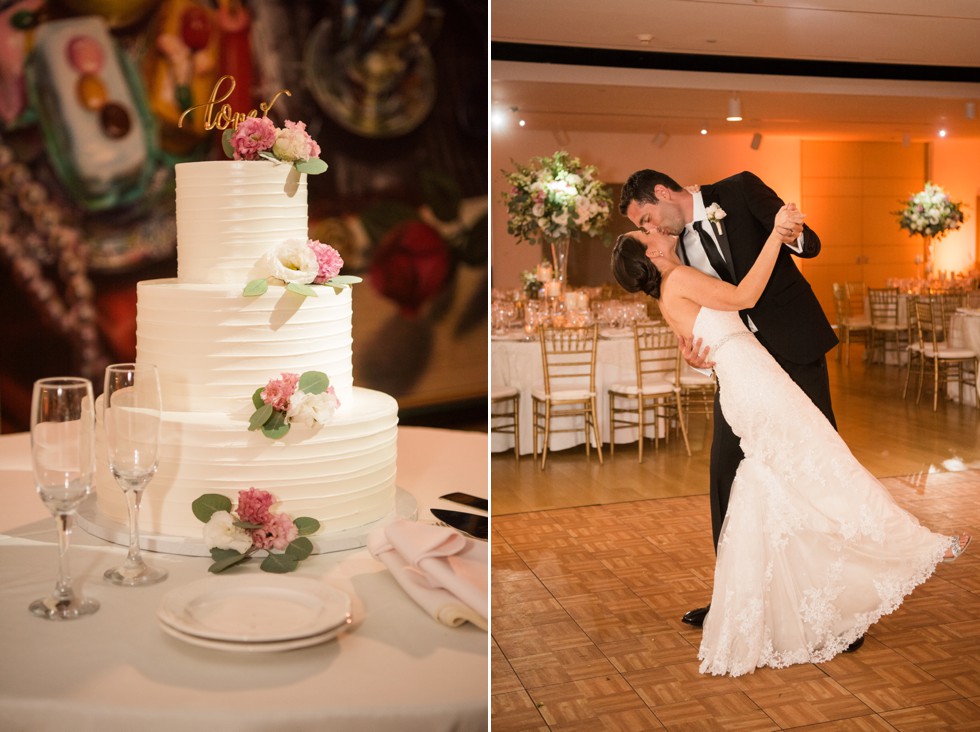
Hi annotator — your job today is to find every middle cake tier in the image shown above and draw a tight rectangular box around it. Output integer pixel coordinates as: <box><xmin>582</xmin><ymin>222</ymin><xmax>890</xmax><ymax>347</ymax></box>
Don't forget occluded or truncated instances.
<box><xmin>136</xmin><ymin>278</ymin><xmax>355</xmax><ymax>413</ymax></box>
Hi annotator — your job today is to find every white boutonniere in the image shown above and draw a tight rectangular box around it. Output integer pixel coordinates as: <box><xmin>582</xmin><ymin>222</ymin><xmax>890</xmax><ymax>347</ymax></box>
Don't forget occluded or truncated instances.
<box><xmin>705</xmin><ymin>203</ymin><xmax>727</xmax><ymax>235</ymax></box>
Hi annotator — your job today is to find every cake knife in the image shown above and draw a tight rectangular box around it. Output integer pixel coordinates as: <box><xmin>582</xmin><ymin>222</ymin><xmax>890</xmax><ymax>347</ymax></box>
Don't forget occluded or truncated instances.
<box><xmin>430</xmin><ymin>509</ymin><xmax>488</xmax><ymax>541</ymax></box>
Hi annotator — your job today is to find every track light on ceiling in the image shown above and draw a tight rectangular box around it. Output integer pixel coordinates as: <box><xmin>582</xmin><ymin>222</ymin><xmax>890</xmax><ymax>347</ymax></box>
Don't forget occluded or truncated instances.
<box><xmin>726</xmin><ymin>94</ymin><xmax>742</xmax><ymax>122</ymax></box>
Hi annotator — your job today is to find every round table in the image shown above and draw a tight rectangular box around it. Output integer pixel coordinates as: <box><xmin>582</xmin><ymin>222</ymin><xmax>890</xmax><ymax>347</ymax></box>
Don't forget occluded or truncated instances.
<box><xmin>0</xmin><ymin>427</ymin><xmax>488</xmax><ymax>732</ymax></box>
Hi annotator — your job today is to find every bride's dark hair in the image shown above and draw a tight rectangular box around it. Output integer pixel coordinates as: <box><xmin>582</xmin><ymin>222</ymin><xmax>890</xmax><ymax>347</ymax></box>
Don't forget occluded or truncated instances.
<box><xmin>611</xmin><ymin>233</ymin><xmax>662</xmax><ymax>299</ymax></box>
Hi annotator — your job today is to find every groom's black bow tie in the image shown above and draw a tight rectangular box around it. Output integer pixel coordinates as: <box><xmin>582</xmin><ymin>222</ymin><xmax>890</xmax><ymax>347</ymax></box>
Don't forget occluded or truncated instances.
<box><xmin>691</xmin><ymin>221</ymin><xmax>735</xmax><ymax>285</ymax></box>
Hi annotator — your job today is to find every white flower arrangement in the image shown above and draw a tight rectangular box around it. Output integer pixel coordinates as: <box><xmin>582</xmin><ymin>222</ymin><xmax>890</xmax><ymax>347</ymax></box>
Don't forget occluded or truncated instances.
<box><xmin>501</xmin><ymin>151</ymin><xmax>613</xmax><ymax>246</ymax></box>
<box><xmin>705</xmin><ymin>203</ymin><xmax>727</xmax><ymax>235</ymax></box>
<box><xmin>895</xmin><ymin>182</ymin><xmax>966</xmax><ymax>240</ymax></box>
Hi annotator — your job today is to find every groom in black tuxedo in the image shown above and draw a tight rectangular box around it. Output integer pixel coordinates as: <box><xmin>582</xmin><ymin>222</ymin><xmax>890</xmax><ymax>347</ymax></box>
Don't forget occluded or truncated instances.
<box><xmin>619</xmin><ymin>170</ymin><xmax>857</xmax><ymax>644</ymax></box>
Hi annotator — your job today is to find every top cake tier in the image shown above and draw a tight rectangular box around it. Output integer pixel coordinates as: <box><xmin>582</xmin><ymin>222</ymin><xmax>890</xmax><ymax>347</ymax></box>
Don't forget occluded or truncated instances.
<box><xmin>176</xmin><ymin>160</ymin><xmax>308</xmax><ymax>285</ymax></box>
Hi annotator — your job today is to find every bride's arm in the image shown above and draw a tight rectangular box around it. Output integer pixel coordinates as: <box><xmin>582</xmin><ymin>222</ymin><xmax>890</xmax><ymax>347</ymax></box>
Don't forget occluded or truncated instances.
<box><xmin>668</xmin><ymin>204</ymin><xmax>801</xmax><ymax>312</ymax></box>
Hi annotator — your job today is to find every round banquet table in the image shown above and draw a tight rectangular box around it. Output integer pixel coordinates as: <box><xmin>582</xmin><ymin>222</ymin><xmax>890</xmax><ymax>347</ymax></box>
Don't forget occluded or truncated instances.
<box><xmin>0</xmin><ymin>427</ymin><xmax>488</xmax><ymax>732</ymax></box>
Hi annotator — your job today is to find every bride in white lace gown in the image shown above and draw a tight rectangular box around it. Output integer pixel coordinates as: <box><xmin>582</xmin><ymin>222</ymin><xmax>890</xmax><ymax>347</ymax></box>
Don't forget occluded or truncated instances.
<box><xmin>612</xmin><ymin>204</ymin><xmax>969</xmax><ymax>677</ymax></box>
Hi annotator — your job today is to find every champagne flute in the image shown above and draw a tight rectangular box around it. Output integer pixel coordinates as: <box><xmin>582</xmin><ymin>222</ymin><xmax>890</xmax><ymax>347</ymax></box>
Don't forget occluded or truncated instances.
<box><xmin>29</xmin><ymin>377</ymin><xmax>100</xmax><ymax>620</ymax></box>
<box><xmin>102</xmin><ymin>363</ymin><xmax>167</xmax><ymax>586</ymax></box>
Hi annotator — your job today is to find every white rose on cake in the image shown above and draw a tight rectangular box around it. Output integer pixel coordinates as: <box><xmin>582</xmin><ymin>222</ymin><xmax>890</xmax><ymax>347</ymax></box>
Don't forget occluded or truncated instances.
<box><xmin>261</xmin><ymin>240</ymin><xmax>319</xmax><ymax>284</ymax></box>
<box><xmin>203</xmin><ymin>510</ymin><xmax>253</xmax><ymax>553</ymax></box>
<box><xmin>286</xmin><ymin>388</ymin><xmax>341</xmax><ymax>428</ymax></box>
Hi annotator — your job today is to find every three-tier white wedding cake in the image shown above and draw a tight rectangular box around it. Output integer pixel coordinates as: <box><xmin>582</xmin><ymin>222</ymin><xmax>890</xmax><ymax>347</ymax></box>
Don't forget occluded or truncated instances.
<box><xmin>93</xmin><ymin>159</ymin><xmax>399</xmax><ymax>545</ymax></box>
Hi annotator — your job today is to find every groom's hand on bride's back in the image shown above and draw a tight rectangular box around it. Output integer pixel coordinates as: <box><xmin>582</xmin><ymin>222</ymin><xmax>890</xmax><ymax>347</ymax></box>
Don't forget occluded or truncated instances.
<box><xmin>679</xmin><ymin>335</ymin><xmax>715</xmax><ymax>371</ymax></box>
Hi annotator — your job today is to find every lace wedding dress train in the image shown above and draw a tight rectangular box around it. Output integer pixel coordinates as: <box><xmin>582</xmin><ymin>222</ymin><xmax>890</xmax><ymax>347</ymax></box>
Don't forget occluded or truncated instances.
<box><xmin>693</xmin><ymin>308</ymin><xmax>952</xmax><ymax>677</ymax></box>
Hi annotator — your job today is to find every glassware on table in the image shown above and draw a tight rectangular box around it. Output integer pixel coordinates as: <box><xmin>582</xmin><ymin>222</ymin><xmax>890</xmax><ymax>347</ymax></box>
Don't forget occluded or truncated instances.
<box><xmin>102</xmin><ymin>363</ymin><xmax>167</xmax><ymax>586</ymax></box>
<box><xmin>29</xmin><ymin>377</ymin><xmax>100</xmax><ymax>620</ymax></box>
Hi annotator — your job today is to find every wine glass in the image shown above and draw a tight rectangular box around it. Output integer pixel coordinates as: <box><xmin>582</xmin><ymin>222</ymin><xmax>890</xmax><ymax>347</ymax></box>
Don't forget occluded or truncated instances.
<box><xmin>29</xmin><ymin>377</ymin><xmax>100</xmax><ymax>620</ymax></box>
<box><xmin>102</xmin><ymin>363</ymin><xmax>167</xmax><ymax>586</ymax></box>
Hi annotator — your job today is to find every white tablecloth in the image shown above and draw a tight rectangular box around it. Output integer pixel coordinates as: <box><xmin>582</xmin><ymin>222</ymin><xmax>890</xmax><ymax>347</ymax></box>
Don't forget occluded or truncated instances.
<box><xmin>0</xmin><ymin>428</ymin><xmax>488</xmax><ymax>732</ymax></box>
<box><xmin>491</xmin><ymin>329</ymin><xmax>677</xmax><ymax>455</ymax></box>
<box><xmin>948</xmin><ymin>309</ymin><xmax>980</xmax><ymax>405</ymax></box>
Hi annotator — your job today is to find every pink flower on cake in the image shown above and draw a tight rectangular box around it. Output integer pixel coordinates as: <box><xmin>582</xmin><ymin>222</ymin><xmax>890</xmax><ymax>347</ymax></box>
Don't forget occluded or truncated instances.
<box><xmin>260</xmin><ymin>372</ymin><xmax>299</xmax><ymax>412</ymax></box>
<box><xmin>273</xmin><ymin>120</ymin><xmax>321</xmax><ymax>162</ymax></box>
<box><xmin>251</xmin><ymin>511</ymin><xmax>300</xmax><ymax>552</ymax></box>
<box><xmin>308</xmin><ymin>240</ymin><xmax>344</xmax><ymax>283</ymax></box>
<box><xmin>193</xmin><ymin>490</ymin><xmax>321</xmax><ymax>573</ymax></box>
<box><xmin>249</xmin><ymin>370</ymin><xmax>337</xmax><ymax>439</ymax></box>
<box><xmin>230</xmin><ymin>116</ymin><xmax>277</xmax><ymax>160</ymax></box>
<box><xmin>236</xmin><ymin>487</ymin><xmax>275</xmax><ymax>525</ymax></box>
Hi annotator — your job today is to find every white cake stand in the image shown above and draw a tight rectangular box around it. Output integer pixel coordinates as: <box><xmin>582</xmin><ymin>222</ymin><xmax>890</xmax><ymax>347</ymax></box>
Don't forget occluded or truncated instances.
<box><xmin>76</xmin><ymin>488</ymin><xmax>419</xmax><ymax>557</ymax></box>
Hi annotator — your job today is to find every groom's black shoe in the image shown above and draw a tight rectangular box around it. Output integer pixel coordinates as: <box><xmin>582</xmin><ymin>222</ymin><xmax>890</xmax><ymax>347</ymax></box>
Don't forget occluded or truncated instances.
<box><xmin>681</xmin><ymin>605</ymin><xmax>710</xmax><ymax>628</ymax></box>
<box><xmin>843</xmin><ymin>636</ymin><xmax>865</xmax><ymax>653</ymax></box>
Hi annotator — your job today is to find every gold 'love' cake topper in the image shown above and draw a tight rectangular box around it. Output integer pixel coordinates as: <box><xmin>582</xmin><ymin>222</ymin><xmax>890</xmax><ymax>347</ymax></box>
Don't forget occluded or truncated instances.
<box><xmin>179</xmin><ymin>75</ymin><xmax>328</xmax><ymax>176</ymax></box>
<box><xmin>178</xmin><ymin>74</ymin><xmax>290</xmax><ymax>131</ymax></box>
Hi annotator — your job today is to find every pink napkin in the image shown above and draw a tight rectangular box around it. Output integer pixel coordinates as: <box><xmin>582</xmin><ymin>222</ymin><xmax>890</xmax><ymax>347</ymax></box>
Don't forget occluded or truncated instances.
<box><xmin>368</xmin><ymin>519</ymin><xmax>488</xmax><ymax>630</ymax></box>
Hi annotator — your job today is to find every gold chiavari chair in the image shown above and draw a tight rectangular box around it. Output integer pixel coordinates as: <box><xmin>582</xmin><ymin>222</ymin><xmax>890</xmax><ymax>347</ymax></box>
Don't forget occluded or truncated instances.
<box><xmin>531</xmin><ymin>325</ymin><xmax>603</xmax><ymax>470</ymax></box>
<box><xmin>608</xmin><ymin>323</ymin><xmax>690</xmax><ymax>462</ymax></box>
<box><xmin>674</xmin><ymin>349</ymin><xmax>715</xmax><ymax>437</ymax></box>
<box><xmin>902</xmin><ymin>294</ymin><xmax>922</xmax><ymax>399</ymax></box>
<box><xmin>832</xmin><ymin>283</ymin><xmax>871</xmax><ymax>366</ymax></box>
<box><xmin>490</xmin><ymin>386</ymin><xmax>520</xmax><ymax>460</ymax></box>
<box><xmin>868</xmin><ymin>287</ymin><xmax>906</xmax><ymax>364</ymax></box>
<box><xmin>911</xmin><ymin>298</ymin><xmax>979</xmax><ymax>410</ymax></box>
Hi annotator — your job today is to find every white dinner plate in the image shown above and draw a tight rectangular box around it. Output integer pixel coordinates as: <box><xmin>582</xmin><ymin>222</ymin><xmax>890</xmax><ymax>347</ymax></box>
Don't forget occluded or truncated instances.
<box><xmin>157</xmin><ymin>575</ymin><xmax>352</xmax><ymax>643</ymax></box>
<box><xmin>159</xmin><ymin>614</ymin><xmax>352</xmax><ymax>652</ymax></box>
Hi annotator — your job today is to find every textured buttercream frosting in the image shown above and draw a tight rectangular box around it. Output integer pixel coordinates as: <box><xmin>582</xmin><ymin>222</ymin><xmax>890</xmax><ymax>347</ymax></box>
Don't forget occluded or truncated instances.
<box><xmin>94</xmin><ymin>159</ymin><xmax>399</xmax><ymax>543</ymax></box>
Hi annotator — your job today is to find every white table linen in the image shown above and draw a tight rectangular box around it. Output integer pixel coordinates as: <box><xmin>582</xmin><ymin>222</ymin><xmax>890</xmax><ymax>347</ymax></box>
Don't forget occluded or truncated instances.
<box><xmin>0</xmin><ymin>428</ymin><xmax>488</xmax><ymax>732</ymax></box>
<box><xmin>948</xmin><ymin>309</ymin><xmax>980</xmax><ymax>405</ymax></box>
<box><xmin>491</xmin><ymin>329</ymin><xmax>678</xmax><ymax>455</ymax></box>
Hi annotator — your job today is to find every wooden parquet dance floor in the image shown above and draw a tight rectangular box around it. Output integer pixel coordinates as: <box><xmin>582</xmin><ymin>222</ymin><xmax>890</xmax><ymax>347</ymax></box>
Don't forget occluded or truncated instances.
<box><xmin>492</xmin><ymin>469</ymin><xmax>980</xmax><ymax>730</ymax></box>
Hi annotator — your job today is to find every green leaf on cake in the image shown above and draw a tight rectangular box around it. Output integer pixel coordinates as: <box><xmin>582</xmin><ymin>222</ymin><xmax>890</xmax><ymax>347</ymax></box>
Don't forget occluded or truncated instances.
<box><xmin>221</xmin><ymin>129</ymin><xmax>235</xmax><ymax>159</ymax></box>
<box><xmin>295</xmin><ymin>158</ymin><xmax>328</xmax><ymax>175</ymax></box>
<box><xmin>262</xmin><ymin>409</ymin><xmax>289</xmax><ymax>439</ymax></box>
<box><xmin>286</xmin><ymin>282</ymin><xmax>318</xmax><ymax>298</ymax></box>
<box><xmin>324</xmin><ymin>275</ymin><xmax>363</xmax><ymax>291</ymax></box>
<box><xmin>233</xmin><ymin>520</ymin><xmax>263</xmax><ymax>530</ymax></box>
<box><xmin>285</xmin><ymin>536</ymin><xmax>314</xmax><ymax>560</ymax></box>
<box><xmin>298</xmin><ymin>370</ymin><xmax>329</xmax><ymax>394</ymax></box>
<box><xmin>293</xmin><ymin>516</ymin><xmax>321</xmax><ymax>536</ymax></box>
<box><xmin>244</xmin><ymin>278</ymin><xmax>269</xmax><ymax>297</ymax></box>
<box><xmin>260</xmin><ymin>552</ymin><xmax>299</xmax><ymax>573</ymax></box>
<box><xmin>249</xmin><ymin>403</ymin><xmax>274</xmax><ymax>431</ymax></box>
<box><xmin>252</xmin><ymin>387</ymin><xmax>266</xmax><ymax>410</ymax></box>
<box><xmin>192</xmin><ymin>493</ymin><xmax>234</xmax><ymax>523</ymax></box>
<box><xmin>258</xmin><ymin>151</ymin><xmax>279</xmax><ymax>163</ymax></box>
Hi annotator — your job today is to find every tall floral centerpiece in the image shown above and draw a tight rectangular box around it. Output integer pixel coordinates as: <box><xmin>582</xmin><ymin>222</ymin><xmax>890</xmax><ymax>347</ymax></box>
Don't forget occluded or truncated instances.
<box><xmin>501</xmin><ymin>150</ymin><xmax>612</xmax><ymax>292</ymax></box>
<box><xmin>895</xmin><ymin>182</ymin><xmax>966</xmax><ymax>275</ymax></box>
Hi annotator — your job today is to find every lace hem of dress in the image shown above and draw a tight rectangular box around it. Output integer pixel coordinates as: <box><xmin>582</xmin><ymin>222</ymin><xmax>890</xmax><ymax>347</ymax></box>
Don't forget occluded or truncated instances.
<box><xmin>697</xmin><ymin>540</ymin><xmax>949</xmax><ymax>677</ymax></box>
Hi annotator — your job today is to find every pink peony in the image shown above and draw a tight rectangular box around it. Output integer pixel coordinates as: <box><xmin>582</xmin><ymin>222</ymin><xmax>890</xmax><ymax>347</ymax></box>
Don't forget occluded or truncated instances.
<box><xmin>251</xmin><ymin>511</ymin><xmax>298</xmax><ymax>551</ymax></box>
<box><xmin>261</xmin><ymin>372</ymin><xmax>299</xmax><ymax>411</ymax></box>
<box><xmin>236</xmin><ymin>487</ymin><xmax>275</xmax><ymax>525</ymax></box>
<box><xmin>307</xmin><ymin>239</ymin><xmax>344</xmax><ymax>283</ymax></box>
<box><xmin>272</xmin><ymin>120</ymin><xmax>320</xmax><ymax>162</ymax></box>
<box><xmin>231</xmin><ymin>116</ymin><xmax>276</xmax><ymax>160</ymax></box>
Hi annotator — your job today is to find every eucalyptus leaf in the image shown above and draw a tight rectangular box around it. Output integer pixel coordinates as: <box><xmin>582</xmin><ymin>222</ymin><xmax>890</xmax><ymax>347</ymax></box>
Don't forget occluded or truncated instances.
<box><xmin>210</xmin><ymin>547</ymin><xmax>242</xmax><ymax>562</ymax></box>
<box><xmin>297</xmin><ymin>371</ymin><xmax>329</xmax><ymax>394</ymax></box>
<box><xmin>262</xmin><ymin>409</ymin><xmax>289</xmax><ymax>439</ymax></box>
<box><xmin>233</xmin><ymin>520</ymin><xmax>263</xmax><ymax>530</ymax></box>
<box><xmin>293</xmin><ymin>516</ymin><xmax>320</xmax><ymax>536</ymax></box>
<box><xmin>243</xmin><ymin>278</ymin><xmax>269</xmax><ymax>297</ymax></box>
<box><xmin>192</xmin><ymin>494</ymin><xmax>233</xmax><ymax>523</ymax></box>
<box><xmin>252</xmin><ymin>387</ymin><xmax>266</xmax><ymax>410</ymax></box>
<box><xmin>258</xmin><ymin>151</ymin><xmax>279</xmax><ymax>163</ymax></box>
<box><xmin>285</xmin><ymin>536</ymin><xmax>313</xmax><ymax>560</ymax></box>
<box><xmin>325</xmin><ymin>275</ymin><xmax>363</xmax><ymax>287</ymax></box>
<box><xmin>286</xmin><ymin>282</ymin><xmax>318</xmax><ymax>298</ymax></box>
<box><xmin>208</xmin><ymin>550</ymin><xmax>249</xmax><ymax>573</ymax></box>
<box><xmin>295</xmin><ymin>157</ymin><xmax>328</xmax><ymax>175</ymax></box>
<box><xmin>260</xmin><ymin>552</ymin><xmax>299</xmax><ymax>573</ymax></box>
<box><xmin>221</xmin><ymin>129</ymin><xmax>235</xmax><ymax>159</ymax></box>
<box><xmin>249</xmin><ymin>402</ymin><xmax>274</xmax><ymax>431</ymax></box>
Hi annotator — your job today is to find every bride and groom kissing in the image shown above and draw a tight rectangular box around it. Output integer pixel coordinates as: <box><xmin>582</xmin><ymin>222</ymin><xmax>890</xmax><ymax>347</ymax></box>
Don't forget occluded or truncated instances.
<box><xmin>611</xmin><ymin>168</ymin><xmax>970</xmax><ymax>677</ymax></box>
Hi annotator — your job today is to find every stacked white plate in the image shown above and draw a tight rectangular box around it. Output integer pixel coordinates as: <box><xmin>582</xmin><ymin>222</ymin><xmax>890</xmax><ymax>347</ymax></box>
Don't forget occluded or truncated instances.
<box><xmin>157</xmin><ymin>575</ymin><xmax>354</xmax><ymax>652</ymax></box>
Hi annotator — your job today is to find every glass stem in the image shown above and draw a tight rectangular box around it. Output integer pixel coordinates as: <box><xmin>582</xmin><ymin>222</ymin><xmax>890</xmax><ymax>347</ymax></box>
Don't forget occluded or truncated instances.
<box><xmin>125</xmin><ymin>489</ymin><xmax>146</xmax><ymax>569</ymax></box>
<box><xmin>54</xmin><ymin>513</ymin><xmax>75</xmax><ymax>603</ymax></box>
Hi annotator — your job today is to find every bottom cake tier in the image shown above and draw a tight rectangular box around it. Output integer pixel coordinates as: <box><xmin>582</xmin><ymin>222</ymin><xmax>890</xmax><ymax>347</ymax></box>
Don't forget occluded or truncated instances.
<box><xmin>94</xmin><ymin>387</ymin><xmax>399</xmax><ymax>541</ymax></box>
